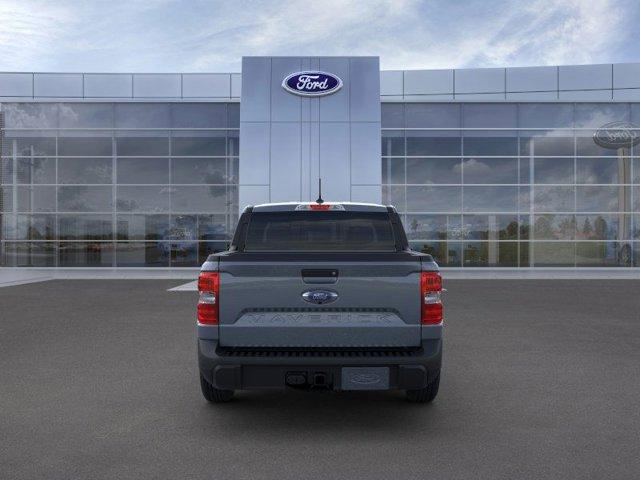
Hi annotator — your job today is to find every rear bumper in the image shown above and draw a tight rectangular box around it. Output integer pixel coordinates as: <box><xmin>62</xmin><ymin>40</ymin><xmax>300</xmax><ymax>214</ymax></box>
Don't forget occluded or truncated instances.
<box><xmin>198</xmin><ymin>339</ymin><xmax>442</xmax><ymax>391</ymax></box>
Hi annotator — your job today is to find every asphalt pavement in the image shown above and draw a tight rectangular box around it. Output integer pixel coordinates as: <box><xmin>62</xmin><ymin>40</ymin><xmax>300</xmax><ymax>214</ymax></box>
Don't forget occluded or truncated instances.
<box><xmin>1</xmin><ymin>279</ymin><xmax>639</xmax><ymax>480</ymax></box>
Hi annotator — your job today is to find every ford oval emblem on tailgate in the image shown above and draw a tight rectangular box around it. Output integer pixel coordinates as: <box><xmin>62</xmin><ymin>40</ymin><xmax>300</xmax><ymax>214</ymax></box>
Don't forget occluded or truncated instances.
<box><xmin>302</xmin><ymin>290</ymin><xmax>338</xmax><ymax>305</ymax></box>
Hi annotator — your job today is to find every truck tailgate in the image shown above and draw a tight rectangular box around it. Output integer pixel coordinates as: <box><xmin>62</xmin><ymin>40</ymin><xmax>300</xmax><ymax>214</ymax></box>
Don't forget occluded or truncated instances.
<box><xmin>217</xmin><ymin>256</ymin><xmax>422</xmax><ymax>348</ymax></box>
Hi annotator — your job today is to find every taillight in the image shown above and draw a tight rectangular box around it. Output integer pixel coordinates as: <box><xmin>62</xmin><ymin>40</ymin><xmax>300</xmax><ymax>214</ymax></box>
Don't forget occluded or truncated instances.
<box><xmin>421</xmin><ymin>271</ymin><xmax>443</xmax><ymax>325</ymax></box>
<box><xmin>198</xmin><ymin>271</ymin><xmax>219</xmax><ymax>325</ymax></box>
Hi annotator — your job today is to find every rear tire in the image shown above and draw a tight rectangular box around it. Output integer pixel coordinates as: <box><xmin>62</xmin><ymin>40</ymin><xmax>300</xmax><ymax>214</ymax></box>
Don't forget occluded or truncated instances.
<box><xmin>200</xmin><ymin>373</ymin><xmax>234</xmax><ymax>403</ymax></box>
<box><xmin>406</xmin><ymin>370</ymin><xmax>440</xmax><ymax>403</ymax></box>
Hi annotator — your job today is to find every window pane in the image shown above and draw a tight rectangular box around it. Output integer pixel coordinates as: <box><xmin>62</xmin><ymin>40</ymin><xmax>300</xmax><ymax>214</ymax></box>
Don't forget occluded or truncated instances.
<box><xmin>576</xmin><ymin>186</ymin><xmax>630</xmax><ymax>212</ymax></box>
<box><xmin>407</xmin><ymin>132</ymin><xmax>461</xmax><ymax>156</ymax></box>
<box><xmin>406</xmin><ymin>104</ymin><xmax>460</xmax><ymax>128</ymax></box>
<box><xmin>533</xmin><ymin>214</ymin><xmax>575</xmax><ymax>240</ymax></box>
<box><xmin>381</xmin><ymin>103</ymin><xmax>404</xmax><ymax>128</ymax></box>
<box><xmin>228</xmin><ymin>104</ymin><xmax>240</xmax><ymax>127</ymax></box>
<box><xmin>1</xmin><ymin>242</ymin><xmax>56</xmax><ymax>267</ymax></box>
<box><xmin>462</xmin><ymin>215</ymin><xmax>519</xmax><ymax>240</ymax></box>
<box><xmin>116</xmin><ymin>158</ymin><xmax>169</xmax><ymax>184</ymax></box>
<box><xmin>59</xmin><ymin>103</ymin><xmax>113</xmax><ymax>128</ymax></box>
<box><xmin>1</xmin><ymin>158</ymin><xmax>12</xmax><ymax>183</ymax></box>
<box><xmin>58</xmin><ymin>137</ymin><xmax>113</xmax><ymax>156</ymax></box>
<box><xmin>171</xmin><ymin>158</ymin><xmax>227</xmax><ymax>184</ymax></box>
<box><xmin>463</xmin><ymin>104</ymin><xmax>516</xmax><ymax>128</ymax></box>
<box><xmin>382</xmin><ymin>158</ymin><xmax>405</xmax><ymax>184</ymax></box>
<box><xmin>576</xmin><ymin>135</ymin><xmax>627</xmax><ymax>156</ymax></box>
<box><xmin>405</xmin><ymin>214</ymin><xmax>462</xmax><ymax>240</ymax></box>
<box><xmin>574</xmin><ymin>103</ymin><xmax>630</xmax><ymax>128</ymax></box>
<box><xmin>17</xmin><ymin>186</ymin><xmax>56</xmax><ymax>212</ymax></box>
<box><xmin>410</xmin><ymin>241</ymin><xmax>462</xmax><ymax>267</ymax></box>
<box><xmin>463</xmin><ymin>135</ymin><xmax>518</xmax><ymax>156</ymax></box>
<box><xmin>519</xmin><ymin>134</ymin><xmax>574</xmax><ymax>156</ymax></box>
<box><xmin>633</xmin><ymin>158</ymin><xmax>640</xmax><ymax>183</ymax></box>
<box><xmin>115</xmin><ymin>242</ymin><xmax>169</xmax><ymax>267</ymax></box>
<box><xmin>463</xmin><ymin>186</ymin><xmax>518</xmax><ymax>212</ymax></box>
<box><xmin>576</xmin><ymin>242</ymin><xmax>630</xmax><ymax>267</ymax></box>
<box><xmin>576</xmin><ymin>214</ymin><xmax>629</xmax><ymax>241</ymax></box>
<box><xmin>227</xmin><ymin>130</ymin><xmax>239</xmax><ymax>157</ymax></box>
<box><xmin>382</xmin><ymin>186</ymin><xmax>405</xmax><ymax>211</ymax></box>
<box><xmin>171</xmin><ymin>186</ymin><xmax>229</xmax><ymax>213</ymax></box>
<box><xmin>534</xmin><ymin>158</ymin><xmax>574</xmax><ymax>184</ymax></box>
<box><xmin>58</xmin><ymin>186</ymin><xmax>113</xmax><ymax>212</ymax></box>
<box><xmin>169</xmin><ymin>241</ymin><xmax>198</xmax><ymax>266</ymax></box>
<box><xmin>116</xmin><ymin>136</ymin><xmax>168</xmax><ymax>156</ymax></box>
<box><xmin>534</xmin><ymin>186</ymin><xmax>575</xmax><ymax>212</ymax></box>
<box><xmin>59</xmin><ymin>242</ymin><xmax>114</xmax><ymax>267</ymax></box>
<box><xmin>116</xmin><ymin>214</ymin><xmax>170</xmax><ymax>241</ymax></box>
<box><xmin>406</xmin><ymin>158</ymin><xmax>461</xmax><ymax>184</ymax></box>
<box><xmin>114</xmin><ymin>104</ymin><xmax>170</xmax><ymax>128</ymax></box>
<box><xmin>197</xmin><ymin>214</ymin><xmax>229</xmax><ymax>240</ymax></box>
<box><xmin>116</xmin><ymin>186</ymin><xmax>170</xmax><ymax>212</ymax></box>
<box><xmin>15</xmin><ymin>214</ymin><xmax>55</xmax><ymax>240</ymax></box>
<box><xmin>58</xmin><ymin>158</ymin><xmax>112</xmax><ymax>184</ymax></box>
<box><xmin>381</xmin><ymin>131</ymin><xmax>404</xmax><ymax>156</ymax></box>
<box><xmin>2</xmin><ymin>104</ymin><xmax>58</xmax><ymax>128</ymax></box>
<box><xmin>1</xmin><ymin>186</ymin><xmax>12</xmax><ymax>212</ymax></box>
<box><xmin>462</xmin><ymin>157</ymin><xmax>517</xmax><ymax>184</ymax></box>
<box><xmin>519</xmin><ymin>185</ymin><xmax>531</xmax><ymax>212</ymax></box>
<box><xmin>171</xmin><ymin>134</ymin><xmax>226</xmax><ymax>156</ymax></box>
<box><xmin>3</xmin><ymin>136</ymin><xmax>56</xmax><ymax>156</ymax></box>
<box><xmin>199</xmin><ymin>241</ymin><xmax>229</xmax><ymax>264</ymax></box>
<box><xmin>576</xmin><ymin>157</ymin><xmax>628</xmax><ymax>184</ymax></box>
<box><xmin>406</xmin><ymin>186</ymin><xmax>461</xmax><ymax>213</ymax></box>
<box><xmin>463</xmin><ymin>242</ymin><xmax>518</xmax><ymax>267</ymax></box>
<box><xmin>16</xmin><ymin>157</ymin><xmax>56</xmax><ymax>184</ymax></box>
<box><xmin>170</xmin><ymin>103</ymin><xmax>227</xmax><ymax>128</ymax></box>
<box><xmin>59</xmin><ymin>214</ymin><xmax>113</xmax><ymax>240</ymax></box>
<box><xmin>532</xmin><ymin>242</ymin><xmax>575</xmax><ymax>266</ymax></box>
<box><xmin>518</xmin><ymin>104</ymin><xmax>574</xmax><ymax>129</ymax></box>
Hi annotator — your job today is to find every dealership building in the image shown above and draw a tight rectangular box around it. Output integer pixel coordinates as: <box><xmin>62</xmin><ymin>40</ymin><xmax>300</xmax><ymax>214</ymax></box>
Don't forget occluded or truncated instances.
<box><xmin>1</xmin><ymin>56</ymin><xmax>639</xmax><ymax>269</ymax></box>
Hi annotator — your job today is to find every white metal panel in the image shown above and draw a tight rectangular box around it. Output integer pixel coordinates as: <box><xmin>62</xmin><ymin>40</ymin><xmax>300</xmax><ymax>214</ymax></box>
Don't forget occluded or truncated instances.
<box><xmin>613</xmin><ymin>63</ymin><xmax>640</xmax><ymax>89</ymax></box>
<box><xmin>455</xmin><ymin>68</ymin><xmax>504</xmax><ymax>94</ymax></box>
<box><xmin>559</xmin><ymin>64</ymin><xmax>611</xmax><ymax>91</ymax></box>
<box><xmin>454</xmin><ymin>93</ymin><xmax>505</xmax><ymax>100</ymax></box>
<box><xmin>404</xmin><ymin>69</ymin><xmax>453</xmax><ymax>95</ymax></box>
<box><xmin>182</xmin><ymin>74</ymin><xmax>230</xmax><ymax>97</ymax></box>
<box><xmin>506</xmin><ymin>66</ymin><xmax>557</xmax><ymax>92</ymax></box>
<box><xmin>133</xmin><ymin>74</ymin><xmax>181</xmax><ymax>97</ymax></box>
<box><xmin>240</xmin><ymin>57</ymin><xmax>271</xmax><ymax>122</ymax></box>
<box><xmin>0</xmin><ymin>73</ymin><xmax>33</xmax><ymax>97</ymax></box>
<box><xmin>270</xmin><ymin>122</ymin><xmax>302</xmax><ymax>202</ymax></box>
<box><xmin>231</xmin><ymin>74</ymin><xmax>242</xmax><ymax>98</ymax></box>
<box><xmin>612</xmin><ymin>89</ymin><xmax>640</xmax><ymax>101</ymax></box>
<box><xmin>351</xmin><ymin>185</ymin><xmax>382</xmax><ymax>204</ymax></box>
<box><xmin>506</xmin><ymin>91</ymin><xmax>558</xmax><ymax>100</ymax></box>
<box><xmin>350</xmin><ymin>57</ymin><xmax>381</xmax><ymax>122</ymax></box>
<box><xmin>239</xmin><ymin>185</ymin><xmax>270</xmax><ymax>211</ymax></box>
<box><xmin>34</xmin><ymin>73</ymin><xmax>83</xmax><ymax>97</ymax></box>
<box><xmin>319</xmin><ymin>57</ymin><xmax>350</xmax><ymax>122</ymax></box>
<box><xmin>239</xmin><ymin>122</ymin><xmax>270</xmax><ymax>185</ymax></box>
<box><xmin>319</xmin><ymin>122</ymin><xmax>350</xmax><ymax>201</ymax></box>
<box><xmin>558</xmin><ymin>90</ymin><xmax>612</xmax><ymax>100</ymax></box>
<box><xmin>270</xmin><ymin>57</ymin><xmax>302</xmax><ymax>122</ymax></box>
<box><xmin>84</xmin><ymin>74</ymin><xmax>132</xmax><ymax>97</ymax></box>
<box><xmin>380</xmin><ymin>71</ymin><xmax>403</xmax><ymax>96</ymax></box>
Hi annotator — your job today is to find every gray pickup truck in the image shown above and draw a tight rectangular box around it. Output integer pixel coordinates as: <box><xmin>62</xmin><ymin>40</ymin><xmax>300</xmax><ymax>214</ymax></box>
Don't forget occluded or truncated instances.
<box><xmin>197</xmin><ymin>202</ymin><xmax>443</xmax><ymax>403</ymax></box>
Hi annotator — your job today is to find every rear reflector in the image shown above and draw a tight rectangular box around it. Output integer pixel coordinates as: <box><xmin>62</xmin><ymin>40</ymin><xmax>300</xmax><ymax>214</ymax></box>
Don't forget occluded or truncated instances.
<box><xmin>421</xmin><ymin>271</ymin><xmax>443</xmax><ymax>325</ymax></box>
<box><xmin>198</xmin><ymin>271</ymin><xmax>219</xmax><ymax>325</ymax></box>
<box><xmin>295</xmin><ymin>203</ymin><xmax>345</xmax><ymax>211</ymax></box>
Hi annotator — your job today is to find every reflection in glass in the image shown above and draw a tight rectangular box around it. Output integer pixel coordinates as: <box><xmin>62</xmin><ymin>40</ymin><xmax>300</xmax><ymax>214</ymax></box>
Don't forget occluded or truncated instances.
<box><xmin>58</xmin><ymin>186</ymin><xmax>113</xmax><ymax>212</ymax></box>
<box><xmin>576</xmin><ymin>242</ymin><xmax>630</xmax><ymax>267</ymax></box>
<box><xmin>462</xmin><ymin>215</ymin><xmax>518</xmax><ymax>240</ymax></box>
<box><xmin>463</xmin><ymin>136</ymin><xmax>518</xmax><ymax>156</ymax></box>
<box><xmin>59</xmin><ymin>214</ymin><xmax>113</xmax><ymax>240</ymax></box>
<box><xmin>406</xmin><ymin>132</ymin><xmax>460</xmax><ymax>156</ymax></box>
<box><xmin>382</xmin><ymin>186</ymin><xmax>405</xmax><ymax>211</ymax></box>
<box><xmin>406</xmin><ymin>104</ymin><xmax>460</xmax><ymax>128</ymax></box>
<box><xmin>381</xmin><ymin>104</ymin><xmax>404</xmax><ymax>128</ymax></box>
<box><xmin>462</xmin><ymin>157</ymin><xmax>517</xmax><ymax>184</ymax></box>
<box><xmin>406</xmin><ymin>158</ymin><xmax>461</xmax><ymax>184</ymax></box>
<box><xmin>3</xmin><ymin>137</ymin><xmax>56</xmax><ymax>156</ymax></box>
<box><xmin>17</xmin><ymin>186</ymin><xmax>56</xmax><ymax>212</ymax></box>
<box><xmin>58</xmin><ymin>242</ymin><xmax>114</xmax><ymax>267</ymax></box>
<box><xmin>171</xmin><ymin>158</ymin><xmax>227</xmax><ymax>184</ymax></box>
<box><xmin>114</xmin><ymin>104</ymin><xmax>170</xmax><ymax>128</ymax></box>
<box><xmin>406</xmin><ymin>186</ymin><xmax>461</xmax><ymax>213</ymax></box>
<box><xmin>533</xmin><ymin>215</ymin><xmax>576</xmax><ymax>240</ymax></box>
<box><xmin>116</xmin><ymin>158</ymin><xmax>169</xmax><ymax>184</ymax></box>
<box><xmin>16</xmin><ymin>157</ymin><xmax>56</xmax><ymax>184</ymax></box>
<box><xmin>410</xmin><ymin>241</ymin><xmax>462</xmax><ymax>267</ymax></box>
<box><xmin>170</xmin><ymin>103</ymin><xmax>227</xmax><ymax>128</ymax></box>
<box><xmin>172</xmin><ymin>186</ymin><xmax>231</xmax><ymax>213</ymax></box>
<box><xmin>58</xmin><ymin>137</ymin><xmax>113</xmax><ymax>156</ymax></box>
<box><xmin>574</xmin><ymin>103</ymin><xmax>630</xmax><ymax>128</ymax></box>
<box><xmin>116</xmin><ymin>186</ymin><xmax>171</xmax><ymax>213</ymax></box>
<box><xmin>116</xmin><ymin>214</ymin><xmax>170</xmax><ymax>241</ymax></box>
<box><xmin>58</xmin><ymin>158</ymin><xmax>112</xmax><ymax>184</ymax></box>
<box><xmin>534</xmin><ymin>186</ymin><xmax>574</xmax><ymax>212</ymax></box>
<box><xmin>575</xmin><ymin>214</ymin><xmax>628</xmax><ymax>241</ymax></box>
<box><xmin>534</xmin><ymin>158</ymin><xmax>574</xmax><ymax>184</ymax></box>
<box><xmin>519</xmin><ymin>135</ymin><xmax>573</xmax><ymax>157</ymax></box>
<box><xmin>382</xmin><ymin>158</ymin><xmax>405</xmax><ymax>184</ymax></box>
<box><xmin>463</xmin><ymin>242</ymin><xmax>518</xmax><ymax>267</ymax></box>
<box><xmin>576</xmin><ymin>186</ymin><xmax>629</xmax><ymax>212</ymax></box>
<box><xmin>532</xmin><ymin>242</ymin><xmax>575</xmax><ymax>266</ymax></box>
<box><xmin>463</xmin><ymin>186</ymin><xmax>518</xmax><ymax>212</ymax></box>
<box><xmin>199</xmin><ymin>242</ymin><xmax>229</xmax><ymax>264</ymax></box>
<box><xmin>2</xmin><ymin>242</ymin><xmax>56</xmax><ymax>267</ymax></box>
<box><xmin>576</xmin><ymin>157</ymin><xmax>628</xmax><ymax>184</ymax></box>
<box><xmin>115</xmin><ymin>242</ymin><xmax>169</xmax><ymax>267</ymax></box>
<box><xmin>172</xmin><ymin>135</ymin><xmax>226</xmax><ymax>156</ymax></box>
<box><xmin>518</xmin><ymin>104</ymin><xmax>573</xmax><ymax>129</ymax></box>
<box><xmin>2</xmin><ymin>104</ymin><xmax>58</xmax><ymax>128</ymax></box>
<box><xmin>463</xmin><ymin>104</ymin><xmax>517</xmax><ymax>128</ymax></box>
<box><xmin>16</xmin><ymin>215</ymin><xmax>55</xmax><ymax>240</ymax></box>
<box><xmin>58</xmin><ymin>103</ymin><xmax>113</xmax><ymax>128</ymax></box>
<box><xmin>405</xmin><ymin>214</ymin><xmax>462</xmax><ymax>240</ymax></box>
<box><xmin>197</xmin><ymin>214</ymin><xmax>228</xmax><ymax>240</ymax></box>
<box><xmin>116</xmin><ymin>136</ymin><xmax>169</xmax><ymax>156</ymax></box>
<box><xmin>381</xmin><ymin>131</ymin><xmax>404</xmax><ymax>156</ymax></box>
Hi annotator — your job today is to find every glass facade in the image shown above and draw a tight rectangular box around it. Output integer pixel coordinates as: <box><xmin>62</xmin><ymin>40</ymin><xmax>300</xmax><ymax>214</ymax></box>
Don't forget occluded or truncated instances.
<box><xmin>0</xmin><ymin>102</ymin><xmax>239</xmax><ymax>267</ymax></box>
<box><xmin>1</xmin><ymin>100</ymin><xmax>639</xmax><ymax>268</ymax></box>
<box><xmin>382</xmin><ymin>103</ymin><xmax>639</xmax><ymax>267</ymax></box>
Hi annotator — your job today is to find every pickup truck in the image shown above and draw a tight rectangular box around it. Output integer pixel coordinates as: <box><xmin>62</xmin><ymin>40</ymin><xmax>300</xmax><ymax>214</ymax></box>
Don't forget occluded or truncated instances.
<box><xmin>196</xmin><ymin>202</ymin><xmax>443</xmax><ymax>403</ymax></box>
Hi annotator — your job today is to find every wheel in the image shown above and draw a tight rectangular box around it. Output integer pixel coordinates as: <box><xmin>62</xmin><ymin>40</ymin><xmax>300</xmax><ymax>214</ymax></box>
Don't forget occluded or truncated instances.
<box><xmin>406</xmin><ymin>370</ymin><xmax>440</xmax><ymax>403</ymax></box>
<box><xmin>200</xmin><ymin>372</ymin><xmax>234</xmax><ymax>403</ymax></box>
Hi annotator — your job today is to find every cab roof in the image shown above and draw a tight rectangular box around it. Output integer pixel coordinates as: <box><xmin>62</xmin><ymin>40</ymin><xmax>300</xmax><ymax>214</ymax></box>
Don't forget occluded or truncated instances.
<box><xmin>247</xmin><ymin>202</ymin><xmax>394</xmax><ymax>213</ymax></box>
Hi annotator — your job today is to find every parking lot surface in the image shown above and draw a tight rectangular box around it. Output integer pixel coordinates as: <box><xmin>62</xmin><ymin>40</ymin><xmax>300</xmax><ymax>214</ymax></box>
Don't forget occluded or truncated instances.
<box><xmin>1</xmin><ymin>279</ymin><xmax>639</xmax><ymax>480</ymax></box>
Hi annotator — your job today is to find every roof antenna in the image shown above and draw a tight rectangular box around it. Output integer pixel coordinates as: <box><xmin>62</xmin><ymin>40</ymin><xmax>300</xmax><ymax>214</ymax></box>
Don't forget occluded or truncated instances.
<box><xmin>316</xmin><ymin>178</ymin><xmax>324</xmax><ymax>204</ymax></box>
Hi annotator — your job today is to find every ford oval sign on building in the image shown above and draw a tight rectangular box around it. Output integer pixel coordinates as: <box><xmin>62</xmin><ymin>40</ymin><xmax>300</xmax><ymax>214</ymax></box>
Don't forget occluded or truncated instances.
<box><xmin>282</xmin><ymin>71</ymin><xmax>343</xmax><ymax>97</ymax></box>
<box><xmin>593</xmin><ymin>121</ymin><xmax>640</xmax><ymax>149</ymax></box>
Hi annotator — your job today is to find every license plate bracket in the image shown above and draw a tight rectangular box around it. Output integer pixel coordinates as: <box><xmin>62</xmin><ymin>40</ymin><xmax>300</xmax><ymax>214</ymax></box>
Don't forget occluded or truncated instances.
<box><xmin>341</xmin><ymin>367</ymin><xmax>390</xmax><ymax>390</ymax></box>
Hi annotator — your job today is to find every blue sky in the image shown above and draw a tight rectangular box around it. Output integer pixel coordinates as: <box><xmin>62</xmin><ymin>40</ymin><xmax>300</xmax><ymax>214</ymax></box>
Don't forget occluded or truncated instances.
<box><xmin>0</xmin><ymin>0</ymin><xmax>638</xmax><ymax>72</ymax></box>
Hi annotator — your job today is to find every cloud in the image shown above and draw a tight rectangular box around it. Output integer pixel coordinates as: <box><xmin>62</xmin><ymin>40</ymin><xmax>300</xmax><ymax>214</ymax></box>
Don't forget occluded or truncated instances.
<box><xmin>0</xmin><ymin>0</ymin><xmax>637</xmax><ymax>72</ymax></box>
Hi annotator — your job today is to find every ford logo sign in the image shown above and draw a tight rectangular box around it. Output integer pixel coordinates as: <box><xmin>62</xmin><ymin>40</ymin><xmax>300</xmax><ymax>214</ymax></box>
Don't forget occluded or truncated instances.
<box><xmin>282</xmin><ymin>71</ymin><xmax>343</xmax><ymax>97</ymax></box>
<box><xmin>302</xmin><ymin>290</ymin><xmax>338</xmax><ymax>305</ymax></box>
<box><xmin>593</xmin><ymin>121</ymin><xmax>640</xmax><ymax>149</ymax></box>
